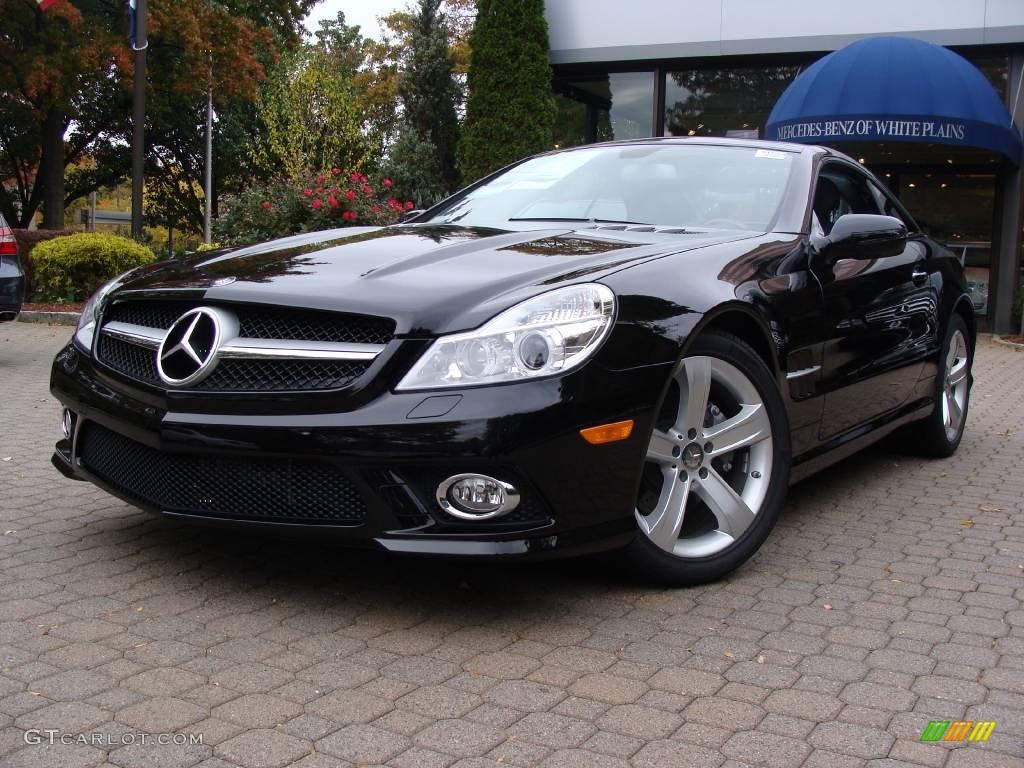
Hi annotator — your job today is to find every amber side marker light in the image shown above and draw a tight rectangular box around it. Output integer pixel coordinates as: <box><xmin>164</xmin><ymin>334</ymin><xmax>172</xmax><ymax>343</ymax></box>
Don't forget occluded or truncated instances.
<box><xmin>580</xmin><ymin>420</ymin><xmax>635</xmax><ymax>445</ymax></box>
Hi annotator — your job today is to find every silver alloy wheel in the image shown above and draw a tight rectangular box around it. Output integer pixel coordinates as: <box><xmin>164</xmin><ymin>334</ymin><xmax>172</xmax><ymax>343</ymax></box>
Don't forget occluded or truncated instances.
<box><xmin>942</xmin><ymin>330</ymin><xmax>969</xmax><ymax>441</ymax></box>
<box><xmin>636</xmin><ymin>356</ymin><xmax>773</xmax><ymax>558</ymax></box>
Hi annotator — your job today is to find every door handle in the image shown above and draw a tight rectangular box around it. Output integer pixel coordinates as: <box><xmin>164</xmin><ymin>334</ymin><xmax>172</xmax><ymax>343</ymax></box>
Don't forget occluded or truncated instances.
<box><xmin>911</xmin><ymin>268</ymin><xmax>928</xmax><ymax>283</ymax></box>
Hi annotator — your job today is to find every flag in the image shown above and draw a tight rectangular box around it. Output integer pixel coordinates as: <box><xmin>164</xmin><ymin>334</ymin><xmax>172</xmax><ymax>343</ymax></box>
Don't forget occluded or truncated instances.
<box><xmin>36</xmin><ymin>0</ymin><xmax>60</xmax><ymax>9</ymax></box>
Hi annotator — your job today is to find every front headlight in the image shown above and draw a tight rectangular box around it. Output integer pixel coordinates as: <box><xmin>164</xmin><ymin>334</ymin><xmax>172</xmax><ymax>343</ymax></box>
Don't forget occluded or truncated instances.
<box><xmin>397</xmin><ymin>283</ymin><xmax>615</xmax><ymax>390</ymax></box>
<box><xmin>74</xmin><ymin>278</ymin><xmax>118</xmax><ymax>352</ymax></box>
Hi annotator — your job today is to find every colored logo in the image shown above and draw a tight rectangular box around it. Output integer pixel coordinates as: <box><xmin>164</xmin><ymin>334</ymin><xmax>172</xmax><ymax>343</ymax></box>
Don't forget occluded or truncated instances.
<box><xmin>920</xmin><ymin>721</ymin><xmax>997</xmax><ymax>742</ymax></box>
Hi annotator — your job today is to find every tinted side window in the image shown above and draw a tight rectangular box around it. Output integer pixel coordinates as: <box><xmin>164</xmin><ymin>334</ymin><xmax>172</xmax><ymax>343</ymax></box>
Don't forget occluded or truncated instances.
<box><xmin>868</xmin><ymin>181</ymin><xmax>917</xmax><ymax>231</ymax></box>
<box><xmin>812</xmin><ymin>165</ymin><xmax>882</xmax><ymax>235</ymax></box>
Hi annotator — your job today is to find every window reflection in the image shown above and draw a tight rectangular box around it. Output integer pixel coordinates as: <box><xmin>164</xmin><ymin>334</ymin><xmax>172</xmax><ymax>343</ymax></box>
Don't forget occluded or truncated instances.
<box><xmin>665</xmin><ymin>65</ymin><xmax>801</xmax><ymax>139</ymax></box>
<box><xmin>898</xmin><ymin>171</ymin><xmax>996</xmax><ymax>317</ymax></box>
<box><xmin>553</xmin><ymin>71</ymin><xmax>654</xmax><ymax>148</ymax></box>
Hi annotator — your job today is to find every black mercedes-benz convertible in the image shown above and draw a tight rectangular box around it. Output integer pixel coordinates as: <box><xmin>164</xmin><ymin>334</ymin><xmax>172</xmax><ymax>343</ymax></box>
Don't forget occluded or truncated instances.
<box><xmin>50</xmin><ymin>138</ymin><xmax>973</xmax><ymax>584</ymax></box>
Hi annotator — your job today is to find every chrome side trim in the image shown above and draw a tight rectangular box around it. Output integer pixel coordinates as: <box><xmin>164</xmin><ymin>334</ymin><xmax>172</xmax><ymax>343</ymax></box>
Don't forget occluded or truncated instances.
<box><xmin>786</xmin><ymin>365</ymin><xmax>822</xmax><ymax>380</ymax></box>
<box><xmin>101</xmin><ymin>321</ymin><xmax>163</xmax><ymax>350</ymax></box>
<box><xmin>218</xmin><ymin>338</ymin><xmax>385</xmax><ymax>361</ymax></box>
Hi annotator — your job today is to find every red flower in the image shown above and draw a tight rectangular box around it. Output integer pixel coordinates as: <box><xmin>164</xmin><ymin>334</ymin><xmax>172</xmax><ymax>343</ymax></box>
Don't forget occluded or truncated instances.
<box><xmin>383</xmin><ymin>178</ymin><xmax>393</xmax><ymax>188</ymax></box>
<box><xmin>262</xmin><ymin>201</ymin><xmax>272</xmax><ymax>210</ymax></box>
<box><xmin>349</xmin><ymin>211</ymin><xmax>358</xmax><ymax>221</ymax></box>
<box><xmin>316</xmin><ymin>187</ymin><xmax>323</xmax><ymax>194</ymax></box>
<box><xmin>328</xmin><ymin>196</ymin><xmax>339</xmax><ymax>209</ymax></box>
<box><xmin>317</xmin><ymin>174</ymin><xmax>325</xmax><ymax>184</ymax></box>
<box><xmin>372</xmin><ymin>205</ymin><xmax>381</xmax><ymax>214</ymax></box>
<box><xmin>345</xmin><ymin>189</ymin><xmax>356</xmax><ymax>201</ymax></box>
<box><xmin>312</xmin><ymin>199</ymin><xmax>323</xmax><ymax>210</ymax></box>
<box><xmin>362</xmin><ymin>184</ymin><xmax>372</xmax><ymax>195</ymax></box>
<box><xmin>342</xmin><ymin>211</ymin><xmax>357</xmax><ymax>221</ymax></box>
<box><xmin>303</xmin><ymin>188</ymin><xmax>313</xmax><ymax>197</ymax></box>
<box><xmin>332</xmin><ymin>167</ymin><xmax>341</xmax><ymax>176</ymax></box>
<box><xmin>351</xmin><ymin>172</ymin><xmax>361</xmax><ymax>182</ymax></box>
<box><xmin>404</xmin><ymin>201</ymin><xmax>415</xmax><ymax>210</ymax></box>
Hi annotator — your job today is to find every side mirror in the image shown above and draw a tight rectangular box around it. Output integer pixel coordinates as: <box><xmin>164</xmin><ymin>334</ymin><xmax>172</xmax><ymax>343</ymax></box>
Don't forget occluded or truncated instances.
<box><xmin>824</xmin><ymin>214</ymin><xmax>907</xmax><ymax>261</ymax></box>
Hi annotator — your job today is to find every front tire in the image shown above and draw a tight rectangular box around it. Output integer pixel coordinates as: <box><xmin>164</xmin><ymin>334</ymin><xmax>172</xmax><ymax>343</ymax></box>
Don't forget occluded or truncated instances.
<box><xmin>625</xmin><ymin>330</ymin><xmax>791</xmax><ymax>586</ymax></box>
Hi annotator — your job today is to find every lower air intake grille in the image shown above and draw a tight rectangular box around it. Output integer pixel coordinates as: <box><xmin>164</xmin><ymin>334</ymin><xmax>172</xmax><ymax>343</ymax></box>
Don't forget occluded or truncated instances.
<box><xmin>79</xmin><ymin>423</ymin><xmax>367</xmax><ymax>525</ymax></box>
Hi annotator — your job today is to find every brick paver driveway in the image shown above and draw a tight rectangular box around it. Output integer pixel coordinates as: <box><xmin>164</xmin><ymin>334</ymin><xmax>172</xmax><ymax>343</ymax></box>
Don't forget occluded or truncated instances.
<box><xmin>1</xmin><ymin>321</ymin><xmax>1022</xmax><ymax>768</ymax></box>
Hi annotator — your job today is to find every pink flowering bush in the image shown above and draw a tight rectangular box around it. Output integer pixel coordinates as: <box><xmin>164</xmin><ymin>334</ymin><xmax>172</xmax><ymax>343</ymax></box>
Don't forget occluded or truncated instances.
<box><xmin>215</xmin><ymin>168</ymin><xmax>418</xmax><ymax>246</ymax></box>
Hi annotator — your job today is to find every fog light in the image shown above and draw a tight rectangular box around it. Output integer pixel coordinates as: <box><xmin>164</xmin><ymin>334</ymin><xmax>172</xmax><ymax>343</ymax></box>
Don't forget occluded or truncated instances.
<box><xmin>61</xmin><ymin>409</ymin><xmax>76</xmax><ymax>440</ymax></box>
<box><xmin>436</xmin><ymin>474</ymin><xmax>521</xmax><ymax>520</ymax></box>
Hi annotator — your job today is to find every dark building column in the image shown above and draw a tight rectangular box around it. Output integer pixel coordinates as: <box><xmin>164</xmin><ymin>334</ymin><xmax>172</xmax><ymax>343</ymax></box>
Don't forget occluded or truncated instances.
<box><xmin>993</xmin><ymin>52</ymin><xmax>1024</xmax><ymax>334</ymax></box>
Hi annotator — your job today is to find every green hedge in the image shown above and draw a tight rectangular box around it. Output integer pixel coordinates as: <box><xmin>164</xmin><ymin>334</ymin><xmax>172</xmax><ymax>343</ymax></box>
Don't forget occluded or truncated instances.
<box><xmin>12</xmin><ymin>229</ymin><xmax>76</xmax><ymax>297</ymax></box>
<box><xmin>30</xmin><ymin>233</ymin><xmax>156</xmax><ymax>302</ymax></box>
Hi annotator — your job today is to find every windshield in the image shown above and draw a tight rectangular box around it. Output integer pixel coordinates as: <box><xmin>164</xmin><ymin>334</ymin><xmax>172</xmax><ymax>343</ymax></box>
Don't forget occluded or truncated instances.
<box><xmin>426</xmin><ymin>144</ymin><xmax>797</xmax><ymax>232</ymax></box>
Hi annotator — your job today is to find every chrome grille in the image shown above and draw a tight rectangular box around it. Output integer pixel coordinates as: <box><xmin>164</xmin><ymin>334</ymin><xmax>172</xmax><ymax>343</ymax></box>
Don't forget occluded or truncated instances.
<box><xmin>97</xmin><ymin>300</ymin><xmax>393</xmax><ymax>392</ymax></box>
<box><xmin>97</xmin><ymin>335</ymin><xmax>160</xmax><ymax>383</ymax></box>
<box><xmin>104</xmin><ymin>301</ymin><xmax>394</xmax><ymax>345</ymax></box>
<box><xmin>105</xmin><ymin>301</ymin><xmax>184</xmax><ymax>331</ymax></box>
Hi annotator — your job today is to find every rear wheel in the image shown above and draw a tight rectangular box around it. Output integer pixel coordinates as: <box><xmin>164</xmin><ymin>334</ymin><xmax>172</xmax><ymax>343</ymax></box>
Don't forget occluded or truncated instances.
<box><xmin>899</xmin><ymin>314</ymin><xmax>971</xmax><ymax>457</ymax></box>
<box><xmin>625</xmin><ymin>330</ymin><xmax>790</xmax><ymax>585</ymax></box>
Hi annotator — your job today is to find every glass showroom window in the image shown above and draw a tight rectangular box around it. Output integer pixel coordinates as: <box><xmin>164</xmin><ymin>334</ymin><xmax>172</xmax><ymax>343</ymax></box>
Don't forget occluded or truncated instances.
<box><xmin>664</xmin><ymin>65</ymin><xmax>801</xmax><ymax>139</ymax></box>
<box><xmin>553</xmin><ymin>71</ymin><xmax>655</xmax><ymax>147</ymax></box>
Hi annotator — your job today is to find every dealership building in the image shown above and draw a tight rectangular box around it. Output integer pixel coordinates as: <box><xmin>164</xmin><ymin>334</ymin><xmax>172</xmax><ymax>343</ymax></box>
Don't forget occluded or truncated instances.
<box><xmin>544</xmin><ymin>0</ymin><xmax>1024</xmax><ymax>332</ymax></box>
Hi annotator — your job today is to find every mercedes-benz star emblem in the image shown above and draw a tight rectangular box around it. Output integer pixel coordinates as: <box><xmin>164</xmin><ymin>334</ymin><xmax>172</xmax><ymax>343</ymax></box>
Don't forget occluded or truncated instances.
<box><xmin>157</xmin><ymin>307</ymin><xmax>225</xmax><ymax>387</ymax></box>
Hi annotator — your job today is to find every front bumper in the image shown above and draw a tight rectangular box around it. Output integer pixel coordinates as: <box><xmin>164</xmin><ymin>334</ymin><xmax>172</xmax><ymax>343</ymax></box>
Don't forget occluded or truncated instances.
<box><xmin>50</xmin><ymin>342</ymin><xmax>670</xmax><ymax>559</ymax></box>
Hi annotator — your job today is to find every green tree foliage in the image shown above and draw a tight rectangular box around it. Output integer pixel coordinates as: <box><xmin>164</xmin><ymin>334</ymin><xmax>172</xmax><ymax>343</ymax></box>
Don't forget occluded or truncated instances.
<box><xmin>373</xmin><ymin>0</ymin><xmax>476</xmax><ymax>108</ymax></box>
<box><xmin>254</xmin><ymin>14</ymin><xmax>377</xmax><ymax>180</ymax></box>
<box><xmin>383</xmin><ymin>127</ymin><xmax>449</xmax><ymax>206</ymax></box>
<box><xmin>383</xmin><ymin>0</ymin><xmax>462</xmax><ymax>203</ymax></box>
<box><xmin>402</xmin><ymin>0</ymin><xmax>460</xmax><ymax>190</ymax></box>
<box><xmin>458</xmin><ymin>0</ymin><xmax>555</xmax><ymax>183</ymax></box>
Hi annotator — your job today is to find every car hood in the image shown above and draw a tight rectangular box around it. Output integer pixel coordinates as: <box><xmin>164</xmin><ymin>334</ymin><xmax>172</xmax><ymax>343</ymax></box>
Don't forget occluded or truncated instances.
<box><xmin>115</xmin><ymin>225</ymin><xmax>757</xmax><ymax>335</ymax></box>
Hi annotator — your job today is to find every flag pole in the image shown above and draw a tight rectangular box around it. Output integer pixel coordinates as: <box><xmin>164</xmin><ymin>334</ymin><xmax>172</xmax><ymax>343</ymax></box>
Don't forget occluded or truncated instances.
<box><xmin>203</xmin><ymin>0</ymin><xmax>213</xmax><ymax>245</ymax></box>
<box><xmin>131</xmin><ymin>0</ymin><xmax>148</xmax><ymax>239</ymax></box>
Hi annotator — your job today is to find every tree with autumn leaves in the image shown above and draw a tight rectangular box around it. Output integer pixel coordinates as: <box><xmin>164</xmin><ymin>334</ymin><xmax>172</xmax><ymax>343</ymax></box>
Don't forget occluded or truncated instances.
<box><xmin>0</xmin><ymin>0</ymin><xmax>316</xmax><ymax>230</ymax></box>
<box><xmin>1</xmin><ymin>0</ymin><xmax>561</xmax><ymax>244</ymax></box>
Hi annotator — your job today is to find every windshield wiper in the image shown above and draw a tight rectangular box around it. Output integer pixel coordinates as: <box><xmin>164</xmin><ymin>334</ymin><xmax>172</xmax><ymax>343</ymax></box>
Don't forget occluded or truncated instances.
<box><xmin>507</xmin><ymin>217</ymin><xmax>653</xmax><ymax>226</ymax></box>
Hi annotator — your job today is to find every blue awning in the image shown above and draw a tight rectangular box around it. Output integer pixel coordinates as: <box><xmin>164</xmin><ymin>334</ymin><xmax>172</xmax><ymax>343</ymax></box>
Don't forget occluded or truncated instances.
<box><xmin>765</xmin><ymin>36</ymin><xmax>1022</xmax><ymax>165</ymax></box>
